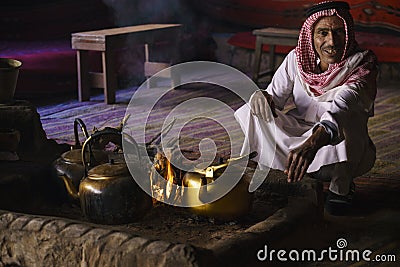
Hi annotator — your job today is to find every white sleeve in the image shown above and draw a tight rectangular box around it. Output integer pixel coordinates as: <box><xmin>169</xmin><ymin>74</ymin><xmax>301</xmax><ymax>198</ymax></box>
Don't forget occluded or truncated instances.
<box><xmin>265</xmin><ymin>49</ymin><xmax>297</xmax><ymax>110</ymax></box>
<box><xmin>320</xmin><ymin>87</ymin><xmax>371</xmax><ymax>144</ymax></box>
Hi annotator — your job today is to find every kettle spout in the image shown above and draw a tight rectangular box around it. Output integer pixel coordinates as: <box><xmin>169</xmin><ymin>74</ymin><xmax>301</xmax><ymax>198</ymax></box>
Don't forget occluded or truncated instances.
<box><xmin>60</xmin><ymin>175</ymin><xmax>80</xmax><ymax>200</ymax></box>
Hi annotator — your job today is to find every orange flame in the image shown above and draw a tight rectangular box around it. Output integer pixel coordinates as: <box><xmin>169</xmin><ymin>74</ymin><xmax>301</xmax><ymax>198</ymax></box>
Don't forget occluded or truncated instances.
<box><xmin>166</xmin><ymin>159</ymin><xmax>175</xmax><ymax>183</ymax></box>
<box><xmin>165</xmin><ymin>157</ymin><xmax>175</xmax><ymax>200</ymax></box>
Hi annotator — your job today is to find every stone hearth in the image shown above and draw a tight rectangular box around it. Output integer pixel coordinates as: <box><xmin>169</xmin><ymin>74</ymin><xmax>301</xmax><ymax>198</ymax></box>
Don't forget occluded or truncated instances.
<box><xmin>0</xmin><ymin>170</ymin><xmax>321</xmax><ymax>267</ymax></box>
<box><xmin>0</xmin><ymin>100</ymin><xmax>69</xmax><ymax>215</ymax></box>
<box><xmin>0</xmin><ymin>101</ymin><xmax>322</xmax><ymax>266</ymax></box>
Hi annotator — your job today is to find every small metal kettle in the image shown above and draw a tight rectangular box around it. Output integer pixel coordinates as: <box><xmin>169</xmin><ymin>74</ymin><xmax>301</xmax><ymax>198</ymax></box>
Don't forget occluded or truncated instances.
<box><xmin>62</xmin><ymin>129</ymin><xmax>152</xmax><ymax>225</ymax></box>
<box><xmin>182</xmin><ymin>152</ymin><xmax>257</xmax><ymax>221</ymax></box>
<box><xmin>53</xmin><ymin>118</ymin><xmax>108</xmax><ymax>193</ymax></box>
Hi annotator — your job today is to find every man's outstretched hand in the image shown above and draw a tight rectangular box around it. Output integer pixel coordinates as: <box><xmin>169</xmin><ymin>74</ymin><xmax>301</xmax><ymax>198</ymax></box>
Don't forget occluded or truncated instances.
<box><xmin>284</xmin><ymin>125</ymin><xmax>330</xmax><ymax>183</ymax></box>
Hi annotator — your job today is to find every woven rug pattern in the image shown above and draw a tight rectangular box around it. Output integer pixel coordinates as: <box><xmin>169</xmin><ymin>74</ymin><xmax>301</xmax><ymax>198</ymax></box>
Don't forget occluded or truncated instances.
<box><xmin>38</xmin><ymin>85</ymin><xmax>245</xmax><ymax>160</ymax></box>
<box><xmin>38</xmin><ymin>83</ymin><xmax>400</xmax><ymax>181</ymax></box>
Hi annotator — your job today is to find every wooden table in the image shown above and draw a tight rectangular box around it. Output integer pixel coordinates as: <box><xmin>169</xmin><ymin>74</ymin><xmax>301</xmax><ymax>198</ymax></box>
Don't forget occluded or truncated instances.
<box><xmin>252</xmin><ymin>27</ymin><xmax>299</xmax><ymax>83</ymax></box>
<box><xmin>71</xmin><ymin>24</ymin><xmax>181</xmax><ymax>104</ymax></box>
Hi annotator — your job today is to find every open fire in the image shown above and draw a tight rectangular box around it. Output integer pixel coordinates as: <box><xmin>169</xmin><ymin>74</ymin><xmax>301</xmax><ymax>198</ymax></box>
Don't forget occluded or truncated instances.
<box><xmin>150</xmin><ymin>148</ymin><xmax>184</xmax><ymax>204</ymax></box>
<box><xmin>149</xmin><ymin>147</ymin><xmax>257</xmax><ymax>221</ymax></box>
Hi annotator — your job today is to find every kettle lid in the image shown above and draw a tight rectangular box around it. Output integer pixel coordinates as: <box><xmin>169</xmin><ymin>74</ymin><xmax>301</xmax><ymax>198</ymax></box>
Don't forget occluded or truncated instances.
<box><xmin>62</xmin><ymin>148</ymin><xmax>108</xmax><ymax>164</ymax></box>
<box><xmin>88</xmin><ymin>160</ymin><xmax>129</xmax><ymax>179</ymax></box>
<box><xmin>61</xmin><ymin>149</ymin><xmax>82</xmax><ymax>164</ymax></box>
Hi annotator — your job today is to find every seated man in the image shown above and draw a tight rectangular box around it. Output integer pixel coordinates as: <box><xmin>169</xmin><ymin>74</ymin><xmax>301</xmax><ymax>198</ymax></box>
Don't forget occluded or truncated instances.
<box><xmin>235</xmin><ymin>1</ymin><xmax>378</xmax><ymax>215</ymax></box>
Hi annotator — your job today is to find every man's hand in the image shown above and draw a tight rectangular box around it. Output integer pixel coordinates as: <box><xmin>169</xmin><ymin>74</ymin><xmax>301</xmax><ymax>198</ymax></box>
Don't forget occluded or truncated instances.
<box><xmin>284</xmin><ymin>126</ymin><xmax>330</xmax><ymax>183</ymax></box>
<box><xmin>249</xmin><ymin>90</ymin><xmax>278</xmax><ymax>122</ymax></box>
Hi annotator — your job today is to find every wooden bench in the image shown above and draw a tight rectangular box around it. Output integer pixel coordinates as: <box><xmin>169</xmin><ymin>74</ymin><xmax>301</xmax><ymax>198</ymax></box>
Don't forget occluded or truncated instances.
<box><xmin>229</xmin><ymin>27</ymin><xmax>400</xmax><ymax>85</ymax></box>
<box><xmin>71</xmin><ymin>24</ymin><xmax>181</xmax><ymax>104</ymax></box>
<box><xmin>252</xmin><ymin>27</ymin><xmax>298</xmax><ymax>83</ymax></box>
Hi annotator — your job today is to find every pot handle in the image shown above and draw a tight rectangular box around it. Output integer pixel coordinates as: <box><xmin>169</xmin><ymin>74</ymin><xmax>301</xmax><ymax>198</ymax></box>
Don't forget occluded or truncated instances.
<box><xmin>193</xmin><ymin>151</ymin><xmax>258</xmax><ymax>176</ymax></box>
<box><xmin>81</xmin><ymin>128</ymin><xmax>141</xmax><ymax>173</ymax></box>
<box><xmin>73</xmin><ymin>118</ymin><xmax>89</xmax><ymax>148</ymax></box>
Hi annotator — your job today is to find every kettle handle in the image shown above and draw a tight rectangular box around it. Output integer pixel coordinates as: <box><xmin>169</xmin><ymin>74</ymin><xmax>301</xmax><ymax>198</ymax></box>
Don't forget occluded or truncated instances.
<box><xmin>81</xmin><ymin>128</ymin><xmax>141</xmax><ymax>173</ymax></box>
<box><xmin>73</xmin><ymin>118</ymin><xmax>89</xmax><ymax>148</ymax></box>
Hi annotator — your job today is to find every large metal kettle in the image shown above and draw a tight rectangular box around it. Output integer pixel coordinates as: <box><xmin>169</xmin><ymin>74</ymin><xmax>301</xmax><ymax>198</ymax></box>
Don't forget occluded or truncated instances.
<box><xmin>182</xmin><ymin>152</ymin><xmax>257</xmax><ymax>221</ymax></box>
<box><xmin>53</xmin><ymin>118</ymin><xmax>109</xmax><ymax>193</ymax></box>
<box><xmin>62</xmin><ymin>129</ymin><xmax>152</xmax><ymax>224</ymax></box>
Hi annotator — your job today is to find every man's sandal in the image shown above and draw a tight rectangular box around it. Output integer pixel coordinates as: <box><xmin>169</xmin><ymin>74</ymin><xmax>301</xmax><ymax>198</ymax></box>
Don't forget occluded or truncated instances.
<box><xmin>325</xmin><ymin>182</ymin><xmax>355</xmax><ymax>216</ymax></box>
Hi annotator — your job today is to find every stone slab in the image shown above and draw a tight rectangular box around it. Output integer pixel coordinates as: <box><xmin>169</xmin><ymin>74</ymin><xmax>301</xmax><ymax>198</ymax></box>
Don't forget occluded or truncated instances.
<box><xmin>0</xmin><ymin>176</ymin><xmax>321</xmax><ymax>267</ymax></box>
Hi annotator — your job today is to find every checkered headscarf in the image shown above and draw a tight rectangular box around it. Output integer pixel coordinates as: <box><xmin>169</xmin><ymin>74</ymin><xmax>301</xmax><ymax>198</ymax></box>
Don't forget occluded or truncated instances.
<box><xmin>295</xmin><ymin>1</ymin><xmax>377</xmax><ymax>100</ymax></box>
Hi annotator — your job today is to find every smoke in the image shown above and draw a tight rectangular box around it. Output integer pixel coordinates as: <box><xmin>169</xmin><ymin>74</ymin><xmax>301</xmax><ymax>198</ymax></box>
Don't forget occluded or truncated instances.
<box><xmin>101</xmin><ymin>0</ymin><xmax>218</xmax><ymax>87</ymax></box>
<box><xmin>102</xmin><ymin>0</ymin><xmax>182</xmax><ymax>26</ymax></box>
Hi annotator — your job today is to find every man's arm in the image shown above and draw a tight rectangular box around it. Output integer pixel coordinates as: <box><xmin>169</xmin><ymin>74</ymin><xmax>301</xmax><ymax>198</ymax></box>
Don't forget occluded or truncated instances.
<box><xmin>285</xmin><ymin>125</ymin><xmax>331</xmax><ymax>182</ymax></box>
<box><xmin>249</xmin><ymin>50</ymin><xmax>297</xmax><ymax>121</ymax></box>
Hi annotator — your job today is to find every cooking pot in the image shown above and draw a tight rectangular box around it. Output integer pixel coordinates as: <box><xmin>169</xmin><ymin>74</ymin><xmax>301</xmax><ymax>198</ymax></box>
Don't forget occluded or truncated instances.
<box><xmin>182</xmin><ymin>152</ymin><xmax>257</xmax><ymax>221</ymax></box>
<box><xmin>53</xmin><ymin>118</ymin><xmax>108</xmax><ymax>193</ymax></box>
<box><xmin>0</xmin><ymin>58</ymin><xmax>22</xmax><ymax>104</ymax></box>
<box><xmin>61</xmin><ymin>129</ymin><xmax>152</xmax><ymax>224</ymax></box>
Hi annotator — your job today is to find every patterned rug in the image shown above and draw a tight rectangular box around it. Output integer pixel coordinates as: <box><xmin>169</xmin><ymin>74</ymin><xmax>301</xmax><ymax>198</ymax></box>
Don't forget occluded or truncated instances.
<box><xmin>38</xmin><ymin>84</ymin><xmax>246</xmax><ymax>160</ymax></box>
<box><xmin>355</xmin><ymin>82</ymin><xmax>400</xmax><ymax>195</ymax></box>
<box><xmin>38</xmin><ymin>81</ymin><xmax>400</xmax><ymax>186</ymax></box>
<box><xmin>366</xmin><ymin>83</ymin><xmax>400</xmax><ymax>177</ymax></box>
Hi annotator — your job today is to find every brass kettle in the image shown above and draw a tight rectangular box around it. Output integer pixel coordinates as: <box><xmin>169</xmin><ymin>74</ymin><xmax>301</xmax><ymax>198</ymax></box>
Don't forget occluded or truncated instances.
<box><xmin>182</xmin><ymin>152</ymin><xmax>257</xmax><ymax>221</ymax></box>
<box><xmin>61</xmin><ymin>129</ymin><xmax>152</xmax><ymax>224</ymax></box>
<box><xmin>53</xmin><ymin>118</ymin><xmax>108</xmax><ymax>192</ymax></box>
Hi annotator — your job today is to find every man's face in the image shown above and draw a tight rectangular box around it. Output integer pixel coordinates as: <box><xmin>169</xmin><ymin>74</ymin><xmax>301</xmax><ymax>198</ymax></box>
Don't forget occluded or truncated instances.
<box><xmin>313</xmin><ymin>15</ymin><xmax>345</xmax><ymax>71</ymax></box>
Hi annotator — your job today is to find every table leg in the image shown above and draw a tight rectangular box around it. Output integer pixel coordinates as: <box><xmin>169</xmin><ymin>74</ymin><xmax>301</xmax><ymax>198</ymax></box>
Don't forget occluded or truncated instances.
<box><xmin>76</xmin><ymin>50</ymin><xmax>90</xmax><ymax>102</ymax></box>
<box><xmin>252</xmin><ymin>36</ymin><xmax>263</xmax><ymax>83</ymax></box>
<box><xmin>102</xmin><ymin>50</ymin><xmax>117</xmax><ymax>104</ymax></box>
<box><xmin>269</xmin><ymin>44</ymin><xmax>276</xmax><ymax>79</ymax></box>
<box><xmin>170</xmin><ymin>30</ymin><xmax>181</xmax><ymax>89</ymax></box>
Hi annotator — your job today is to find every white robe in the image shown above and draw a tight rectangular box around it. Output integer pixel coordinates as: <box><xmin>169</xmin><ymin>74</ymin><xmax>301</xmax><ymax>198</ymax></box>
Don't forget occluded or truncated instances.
<box><xmin>234</xmin><ymin>50</ymin><xmax>376</xmax><ymax>176</ymax></box>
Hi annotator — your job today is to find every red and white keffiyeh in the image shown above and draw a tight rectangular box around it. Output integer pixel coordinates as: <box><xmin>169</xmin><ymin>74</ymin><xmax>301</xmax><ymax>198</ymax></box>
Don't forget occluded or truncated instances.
<box><xmin>295</xmin><ymin>1</ymin><xmax>377</xmax><ymax>103</ymax></box>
